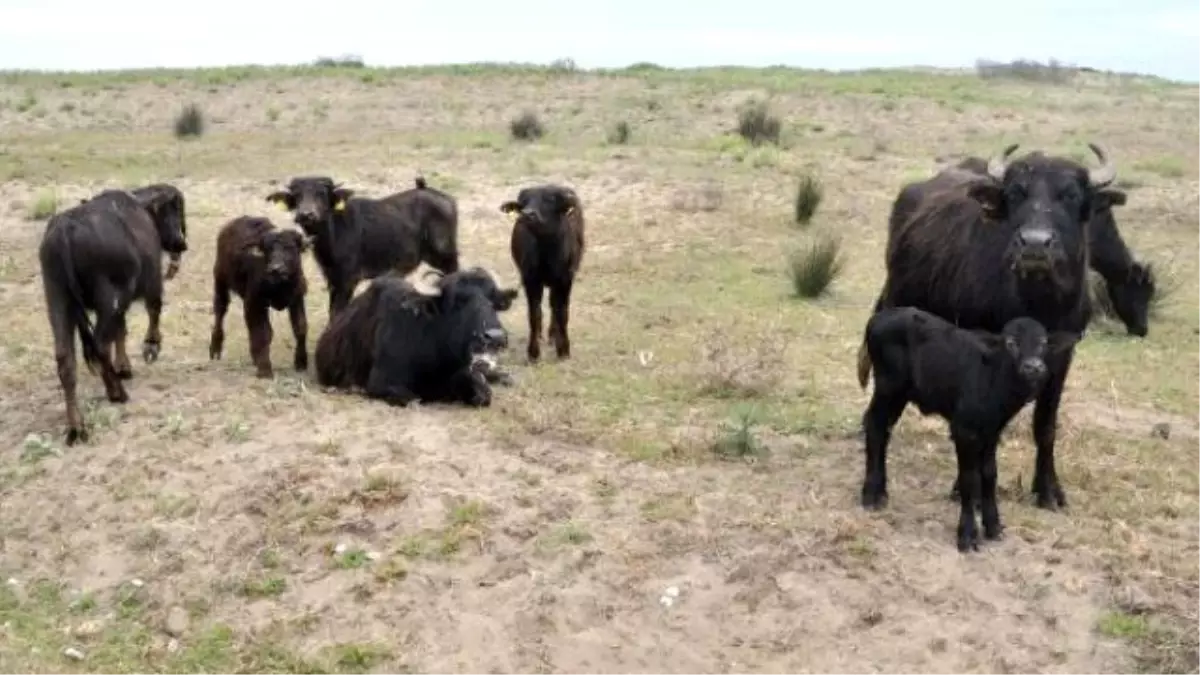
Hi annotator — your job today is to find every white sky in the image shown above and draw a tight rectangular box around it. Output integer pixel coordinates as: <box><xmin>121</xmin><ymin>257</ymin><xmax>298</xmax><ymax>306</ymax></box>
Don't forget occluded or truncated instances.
<box><xmin>0</xmin><ymin>0</ymin><xmax>1196</xmax><ymax>81</ymax></box>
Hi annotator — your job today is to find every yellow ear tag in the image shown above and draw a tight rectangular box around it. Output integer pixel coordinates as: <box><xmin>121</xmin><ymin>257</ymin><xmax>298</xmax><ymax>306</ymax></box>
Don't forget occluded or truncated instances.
<box><xmin>248</xmin><ymin>247</ymin><xmax>265</xmax><ymax>258</ymax></box>
<box><xmin>565</xmin><ymin>207</ymin><xmax>576</xmax><ymax>217</ymax></box>
<box><xmin>333</xmin><ymin>200</ymin><xmax>346</xmax><ymax>212</ymax></box>
<box><xmin>274</xmin><ymin>200</ymin><xmax>288</xmax><ymax>212</ymax></box>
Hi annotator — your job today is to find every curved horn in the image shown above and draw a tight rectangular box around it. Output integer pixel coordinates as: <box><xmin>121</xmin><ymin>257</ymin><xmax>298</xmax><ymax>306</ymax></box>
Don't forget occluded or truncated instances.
<box><xmin>1086</xmin><ymin>142</ymin><xmax>1116</xmax><ymax>188</ymax></box>
<box><xmin>987</xmin><ymin>143</ymin><xmax>1020</xmax><ymax>181</ymax></box>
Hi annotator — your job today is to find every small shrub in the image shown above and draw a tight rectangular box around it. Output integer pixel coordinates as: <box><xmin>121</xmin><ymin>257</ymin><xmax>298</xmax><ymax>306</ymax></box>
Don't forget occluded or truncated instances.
<box><xmin>974</xmin><ymin>58</ymin><xmax>1077</xmax><ymax>85</ymax></box>
<box><xmin>173</xmin><ymin>103</ymin><xmax>205</xmax><ymax>139</ymax></box>
<box><xmin>607</xmin><ymin>120</ymin><xmax>631</xmax><ymax>144</ymax></box>
<box><xmin>794</xmin><ymin>174</ymin><xmax>823</xmax><ymax>225</ymax></box>
<box><xmin>265</xmin><ymin>107</ymin><xmax>280</xmax><ymax>123</ymax></box>
<box><xmin>711</xmin><ymin>406</ymin><xmax>765</xmax><ymax>460</ymax></box>
<box><xmin>509</xmin><ymin>111</ymin><xmax>544</xmax><ymax>141</ymax></box>
<box><xmin>737</xmin><ymin>99</ymin><xmax>781</xmax><ymax>146</ymax></box>
<box><xmin>789</xmin><ymin>232</ymin><xmax>845</xmax><ymax>299</ymax></box>
<box><xmin>27</xmin><ymin>189</ymin><xmax>57</xmax><ymax>221</ymax></box>
<box><xmin>313</xmin><ymin>54</ymin><xmax>365</xmax><ymax>68</ymax></box>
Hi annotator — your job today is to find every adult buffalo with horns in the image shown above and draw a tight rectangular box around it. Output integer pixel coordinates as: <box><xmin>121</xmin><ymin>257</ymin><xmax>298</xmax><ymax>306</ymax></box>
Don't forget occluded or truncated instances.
<box><xmin>857</xmin><ymin>142</ymin><xmax>1121</xmax><ymax>513</ymax></box>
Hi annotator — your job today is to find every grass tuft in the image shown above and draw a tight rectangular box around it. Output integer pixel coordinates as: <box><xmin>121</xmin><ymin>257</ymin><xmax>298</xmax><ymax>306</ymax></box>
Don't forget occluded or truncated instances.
<box><xmin>788</xmin><ymin>231</ymin><xmax>845</xmax><ymax>298</ymax></box>
<box><xmin>509</xmin><ymin>111</ymin><xmax>544</xmax><ymax>141</ymax></box>
<box><xmin>793</xmin><ymin>173</ymin><xmax>823</xmax><ymax>226</ymax></box>
<box><xmin>737</xmin><ymin>99</ymin><xmax>781</xmax><ymax>146</ymax></box>
<box><xmin>607</xmin><ymin>120</ymin><xmax>631</xmax><ymax>145</ymax></box>
<box><xmin>27</xmin><ymin>189</ymin><xmax>57</xmax><ymax>221</ymax></box>
<box><xmin>173</xmin><ymin>103</ymin><xmax>205</xmax><ymax>139</ymax></box>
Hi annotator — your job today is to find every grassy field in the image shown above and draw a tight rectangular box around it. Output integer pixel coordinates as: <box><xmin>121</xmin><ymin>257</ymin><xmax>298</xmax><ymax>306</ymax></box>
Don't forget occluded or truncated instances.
<box><xmin>0</xmin><ymin>61</ymin><xmax>1196</xmax><ymax>673</ymax></box>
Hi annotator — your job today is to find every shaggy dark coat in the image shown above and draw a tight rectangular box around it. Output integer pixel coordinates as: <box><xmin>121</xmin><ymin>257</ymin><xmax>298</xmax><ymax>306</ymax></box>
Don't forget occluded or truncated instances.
<box><xmin>266</xmin><ymin>175</ymin><xmax>459</xmax><ymax>316</ymax></box>
<box><xmin>500</xmin><ymin>184</ymin><xmax>586</xmax><ymax>362</ymax></box>
<box><xmin>857</xmin><ymin>142</ymin><xmax>1123</xmax><ymax>510</ymax></box>
<box><xmin>859</xmin><ymin>307</ymin><xmax>1079</xmax><ymax>552</ymax></box>
<box><xmin>209</xmin><ymin>216</ymin><xmax>310</xmax><ymax>379</ymax></box>
<box><xmin>314</xmin><ymin>271</ymin><xmax>510</xmax><ymax>407</ymax></box>
<box><xmin>39</xmin><ymin>188</ymin><xmax>189</xmax><ymax>444</ymax></box>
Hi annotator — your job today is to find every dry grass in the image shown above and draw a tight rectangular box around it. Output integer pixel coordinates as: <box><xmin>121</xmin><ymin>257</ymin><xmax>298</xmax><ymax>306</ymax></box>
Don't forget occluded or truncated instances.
<box><xmin>0</xmin><ymin>63</ymin><xmax>1196</xmax><ymax>674</ymax></box>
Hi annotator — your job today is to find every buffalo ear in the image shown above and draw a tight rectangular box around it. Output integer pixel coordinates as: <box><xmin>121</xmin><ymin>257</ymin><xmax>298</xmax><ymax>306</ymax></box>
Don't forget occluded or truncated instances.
<box><xmin>967</xmin><ymin>181</ymin><xmax>1006</xmax><ymax>219</ymax></box>
<box><xmin>332</xmin><ymin>187</ymin><xmax>354</xmax><ymax>213</ymax></box>
<box><xmin>1095</xmin><ymin>188</ymin><xmax>1127</xmax><ymax>209</ymax></box>
<box><xmin>500</xmin><ymin>200</ymin><xmax>521</xmax><ymax>214</ymax></box>
<box><xmin>496</xmin><ymin>287</ymin><xmax>519</xmax><ymax>311</ymax></box>
<box><xmin>1047</xmin><ymin>331</ymin><xmax>1081</xmax><ymax>356</ymax></box>
<box><xmin>977</xmin><ymin>333</ymin><xmax>1006</xmax><ymax>364</ymax></box>
<box><xmin>266</xmin><ymin>190</ymin><xmax>295</xmax><ymax>212</ymax></box>
<box><xmin>560</xmin><ymin>188</ymin><xmax>580</xmax><ymax>216</ymax></box>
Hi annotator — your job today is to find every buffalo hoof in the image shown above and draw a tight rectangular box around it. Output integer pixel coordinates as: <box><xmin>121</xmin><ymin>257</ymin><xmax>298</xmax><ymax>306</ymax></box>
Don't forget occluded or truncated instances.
<box><xmin>107</xmin><ymin>387</ymin><xmax>130</xmax><ymax>404</ymax></box>
<box><xmin>1032</xmin><ymin>478</ymin><xmax>1067</xmax><ymax>511</ymax></box>
<box><xmin>956</xmin><ymin>527</ymin><xmax>980</xmax><ymax>553</ymax></box>
<box><xmin>255</xmin><ymin>368</ymin><xmax>274</xmax><ymax>380</ymax></box>
<box><xmin>116</xmin><ymin>367</ymin><xmax>134</xmax><ymax>380</ymax></box>
<box><xmin>983</xmin><ymin>520</ymin><xmax>1005</xmax><ymax>541</ymax></box>
<box><xmin>209</xmin><ymin>346</ymin><xmax>222</xmax><ymax>361</ymax></box>
<box><xmin>65</xmin><ymin>426</ymin><xmax>88</xmax><ymax>446</ymax></box>
<box><xmin>294</xmin><ymin>353</ymin><xmax>308</xmax><ymax>372</ymax></box>
<box><xmin>860</xmin><ymin>487</ymin><xmax>888</xmax><ymax>511</ymax></box>
<box><xmin>142</xmin><ymin>341</ymin><xmax>160</xmax><ymax>364</ymax></box>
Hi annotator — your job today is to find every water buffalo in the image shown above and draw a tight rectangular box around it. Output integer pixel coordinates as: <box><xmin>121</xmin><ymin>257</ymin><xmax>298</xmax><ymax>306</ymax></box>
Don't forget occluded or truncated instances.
<box><xmin>858</xmin><ymin>142</ymin><xmax>1122</xmax><ymax>511</ymax></box>
<box><xmin>266</xmin><ymin>175</ymin><xmax>459</xmax><ymax>316</ymax></box>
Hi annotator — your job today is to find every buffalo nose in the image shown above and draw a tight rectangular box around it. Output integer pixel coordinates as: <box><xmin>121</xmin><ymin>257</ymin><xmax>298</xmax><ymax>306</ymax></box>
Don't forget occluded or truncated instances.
<box><xmin>1017</xmin><ymin>228</ymin><xmax>1057</xmax><ymax>250</ymax></box>
<box><xmin>484</xmin><ymin>328</ymin><xmax>508</xmax><ymax>348</ymax></box>
<box><xmin>1019</xmin><ymin>359</ymin><xmax>1046</xmax><ymax>380</ymax></box>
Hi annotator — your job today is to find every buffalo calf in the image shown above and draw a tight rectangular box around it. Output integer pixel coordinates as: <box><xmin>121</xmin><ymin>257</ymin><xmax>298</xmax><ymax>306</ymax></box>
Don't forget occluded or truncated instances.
<box><xmin>500</xmin><ymin>184</ymin><xmax>586</xmax><ymax>362</ymax></box>
<box><xmin>266</xmin><ymin>175</ymin><xmax>460</xmax><ymax>316</ymax></box>
<box><xmin>858</xmin><ymin>307</ymin><xmax>1079</xmax><ymax>552</ymax></box>
<box><xmin>39</xmin><ymin>189</ymin><xmax>189</xmax><ymax>444</ymax></box>
<box><xmin>314</xmin><ymin>268</ymin><xmax>511</xmax><ymax>407</ymax></box>
<box><xmin>209</xmin><ymin>216</ymin><xmax>310</xmax><ymax>378</ymax></box>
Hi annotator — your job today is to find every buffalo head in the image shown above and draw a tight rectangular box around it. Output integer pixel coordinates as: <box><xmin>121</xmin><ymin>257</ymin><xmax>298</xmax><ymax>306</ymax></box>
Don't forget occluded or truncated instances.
<box><xmin>980</xmin><ymin>317</ymin><xmax>1081</xmax><ymax>390</ymax></box>
<box><xmin>1103</xmin><ymin>262</ymin><xmax>1157</xmax><ymax>337</ymax></box>
<box><xmin>136</xmin><ymin>184</ymin><xmax>189</xmax><ymax>278</ymax></box>
<box><xmin>247</xmin><ymin>229</ymin><xmax>309</xmax><ymax>286</ymax></box>
<box><xmin>967</xmin><ymin>142</ymin><xmax>1122</xmax><ymax>286</ymax></box>
<box><xmin>500</xmin><ymin>184</ymin><xmax>580</xmax><ymax>236</ymax></box>
<box><xmin>266</xmin><ymin>176</ymin><xmax>355</xmax><ymax>238</ymax></box>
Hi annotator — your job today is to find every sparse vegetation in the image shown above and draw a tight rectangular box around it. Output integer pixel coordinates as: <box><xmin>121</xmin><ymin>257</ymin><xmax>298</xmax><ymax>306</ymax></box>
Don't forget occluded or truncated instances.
<box><xmin>607</xmin><ymin>120</ymin><xmax>631</xmax><ymax>144</ymax></box>
<box><xmin>793</xmin><ymin>173</ymin><xmax>823</xmax><ymax>226</ymax></box>
<box><xmin>788</xmin><ymin>231</ymin><xmax>845</xmax><ymax>298</ymax></box>
<box><xmin>509</xmin><ymin>110</ymin><xmax>544</xmax><ymax>141</ymax></box>
<box><xmin>173</xmin><ymin>103</ymin><xmax>205</xmax><ymax>139</ymax></box>
<box><xmin>736</xmin><ymin>98</ymin><xmax>782</xmax><ymax>146</ymax></box>
<box><xmin>26</xmin><ymin>189</ymin><xmax>57</xmax><ymax>220</ymax></box>
<box><xmin>975</xmin><ymin>58</ymin><xmax>1078</xmax><ymax>84</ymax></box>
<box><xmin>0</xmin><ymin>60</ymin><xmax>1194</xmax><ymax>675</ymax></box>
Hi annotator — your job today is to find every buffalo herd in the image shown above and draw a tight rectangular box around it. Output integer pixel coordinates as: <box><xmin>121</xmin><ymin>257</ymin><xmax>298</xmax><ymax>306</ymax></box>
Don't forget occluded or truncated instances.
<box><xmin>36</xmin><ymin>140</ymin><xmax>1161</xmax><ymax>552</ymax></box>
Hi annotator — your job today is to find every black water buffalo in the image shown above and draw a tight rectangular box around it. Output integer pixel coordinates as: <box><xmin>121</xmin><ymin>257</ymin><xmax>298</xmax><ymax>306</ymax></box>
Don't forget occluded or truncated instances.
<box><xmin>889</xmin><ymin>153</ymin><xmax>1156</xmax><ymax>336</ymax></box>
<box><xmin>858</xmin><ymin>307</ymin><xmax>1079</xmax><ymax>552</ymax></box>
<box><xmin>858</xmin><ymin>142</ymin><xmax>1122</xmax><ymax>511</ymax></box>
<box><xmin>314</xmin><ymin>267</ymin><xmax>510</xmax><ymax>407</ymax></box>
<box><xmin>39</xmin><ymin>188</ymin><xmax>189</xmax><ymax>444</ymax></box>
<box><xmin>266</xmin><ymin>175</ymin><xmax>459</xmax><ymax>316</ymax></box>
<box><xmin>209</xmin><ymin>216</ymin><xmax>310</xmax><ymax>379</ymax></box>
<box><xmin>500</xmin><ymin>184</ymin><xmax>586</xmax><ymax>362</ymax></box>
<box><xmin>76</xmin><ymin>183</ymin><xmax>189</xmax><ymax>280</ymax></box>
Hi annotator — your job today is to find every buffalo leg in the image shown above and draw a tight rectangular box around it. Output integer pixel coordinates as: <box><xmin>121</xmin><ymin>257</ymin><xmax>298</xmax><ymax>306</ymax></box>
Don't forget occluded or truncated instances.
<box><xmin>980</xmin><ymin>436</ymin><xmax>1004</xmax><ymax>540</ymax></box>
<box><xmin>328</xmin><ymin>277</ymin><xmax>357</xmax><ymax>318</ymax></box>
<box><xmin>112</xmin><ymin>314</ymin><xmax>134</xmax><ymax>380</ymax></box>
<box><xmin>91</xmin><ymin>284</ymin><xmax>130</xmax><ymax>403</ymax></box>
<box><xmin>523</xmin><ymin>277</ymin><xmax>544</xmax><ymax>363</ymax></box>
<box><xmin>244</xmin><ymin>301</ymin><xmax>274</xmax><ymax>379</ymax></box>
<box><xmin>288</xmin><ymin>296</ymin><xmax>308</xmax><ymax>372</ymax></box>
<box><xmin>45</xmin><ymin>287</ymin><xmax>88</xmax><ymax>445</ymax></box>
<box><xmin>1031</xmin><ymin>356</ymin><xmax>1073</xmax><ymax>510</ymax></box>
<box><xmin>209</xmin><ymin>278</ymin><xmax>230</xmax><ymax>360</ymax></box>
<box><xmin>860</xmin><ymin>391</ymin><xmax>907</xmax><ymax>510</ymax></box>
<box><xmin>141</xmin><ymin>278</ymin><xmax>164</xmax><ymax>364</ymax></box>
<box><xmin>950</xmin><ymin>424</ymin><xmax>982</xmax><ymax>553</ymax></box>
<box><xmin>548</xmin><ymin>278</ymin><xmax>573</xmax><ymax>360</ymax></box>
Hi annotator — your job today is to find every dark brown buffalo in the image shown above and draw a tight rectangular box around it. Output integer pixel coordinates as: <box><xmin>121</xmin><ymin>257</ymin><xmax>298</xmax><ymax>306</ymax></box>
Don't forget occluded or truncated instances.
<box><xmin>265</xmin><ymin>175</ymin><xmax>459</xmax><ymax>316</ymax></box>
<box><xmin>209</xmin><ymin>216</ymin><xmax>310</xmax><ymax>379</ymax></box>
<box><xmin>888</xmin><ymin>154</ymin><xmax>1156</xmax><ymax>336</ymax></box>
<box><xmin>76</xmin><ymin>183</ymin><xmax>189</xmax><ymax>280</ymax></box>
<box><xmin>39</xmin><ymin>188</ymin><xmax>189</xmax><ymax>444</ymax></box>
<box><xmin>314</xmin><ymin>268</ymin><xmax>510</xmax><ymax>407</ymax></box>
<box><xmin>500</xmin><ymin>184</ymin><xmax>586</xmax><ymax>362</ymax></box>
<box><xmin>857</xmin><ymin>142</ymin><xmax>1123</xmax><ymax>511</ymax></box>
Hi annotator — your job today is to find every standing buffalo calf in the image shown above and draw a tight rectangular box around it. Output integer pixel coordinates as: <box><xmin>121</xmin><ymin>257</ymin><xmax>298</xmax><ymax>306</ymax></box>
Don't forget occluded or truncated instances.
<box><xmin>39</xmin><ymin>188</ymin><xmax>189</xmax><ymax>444</ymax></box>
<box><xmin>888</xmin><ymin>154</ymin><xmax>1156</xmax><ymax>336</ymax></box>
<box><xmin>859</xmin><ymin>307</ymin><xmax>1079</xmax><ymax>552</ymax></box>
<box><xmin>209</xmin><ymin>216</ymin><xmax>310</xmax><ymax>379</ymax></box>
<box><xmin>859</xmin><ymin>142</ymin><xmax>1122</xmax><ymax>510</ymax></box>
<box><xmin>315</xmin><ymin>268</ymin><xmax>510</xmax><ymax>407</ymax></box>
<box><xmin>500</xmin><ymin>184</ymin><xmax>586</xmax><ymax>362</ymax></box>
<box><xmin>266</xmin><ymin>175</ymin><xmax>459</xmax><ymax>316</ymax></box>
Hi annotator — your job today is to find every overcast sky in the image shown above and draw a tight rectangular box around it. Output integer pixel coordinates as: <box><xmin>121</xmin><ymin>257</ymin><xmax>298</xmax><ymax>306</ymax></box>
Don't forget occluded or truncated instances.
<box><xmin>0</xmin><ymin>0</ymin><xmax>1196</xmax><ymax>82</ymax></box>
